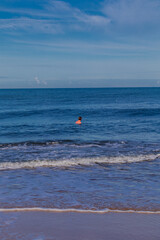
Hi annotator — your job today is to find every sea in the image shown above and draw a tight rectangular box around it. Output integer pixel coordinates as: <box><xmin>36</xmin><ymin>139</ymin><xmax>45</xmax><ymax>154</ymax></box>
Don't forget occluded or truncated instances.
<box><xmin>0</xmin><ymin>88</ymin><xmax>160</xmax><ymax>213</ymax></box>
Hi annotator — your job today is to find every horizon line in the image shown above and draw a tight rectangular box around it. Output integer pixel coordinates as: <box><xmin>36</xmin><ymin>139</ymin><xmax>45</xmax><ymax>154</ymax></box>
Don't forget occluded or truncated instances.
<box><xmin>1</xmin><ymin>86</ymin><xmax>160</xmax><ymax>90</ymax></box>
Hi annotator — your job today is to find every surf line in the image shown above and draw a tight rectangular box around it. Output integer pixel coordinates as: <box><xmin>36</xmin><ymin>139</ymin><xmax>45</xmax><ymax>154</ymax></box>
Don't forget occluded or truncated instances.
<box><xmin>0</xmin><ymin>153</ymin><xmax>160</xmax><ymax>171</ymax></box>
<box><xmin>0</xmin><ymin>208</ymin><xmax>160</xmax><ymax>214</ymax></box>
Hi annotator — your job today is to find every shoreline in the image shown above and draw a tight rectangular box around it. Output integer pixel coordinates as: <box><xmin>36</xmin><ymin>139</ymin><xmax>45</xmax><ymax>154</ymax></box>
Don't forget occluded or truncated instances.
<box><xmin>1</xmin><ymin>211</ymin><xmax>160</xmax><ymax>240</ymax></box>
<box><xmin>0</xmin><ymin>207</ymin><xmax>160</xmax><ymax>214</ymax></box>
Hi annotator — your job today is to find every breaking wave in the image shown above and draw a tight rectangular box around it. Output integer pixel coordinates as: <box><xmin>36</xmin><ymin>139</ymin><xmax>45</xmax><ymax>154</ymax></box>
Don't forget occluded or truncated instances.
<box><xmin>0</xmin><ymin>153</ymin><xmax>159</xmax><ymax>170</ymax></box>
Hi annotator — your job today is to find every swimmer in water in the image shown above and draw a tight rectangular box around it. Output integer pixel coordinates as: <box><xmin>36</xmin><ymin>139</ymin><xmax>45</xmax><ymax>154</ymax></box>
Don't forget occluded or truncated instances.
<box><xmin>76</xmin><ymin>116</ymin><xmax>82</xmax><ymax>125</ymax></box>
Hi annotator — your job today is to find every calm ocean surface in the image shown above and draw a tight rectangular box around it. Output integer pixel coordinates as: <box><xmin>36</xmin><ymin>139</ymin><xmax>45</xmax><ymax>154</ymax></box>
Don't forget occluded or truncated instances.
<box><xmin>0</xmin><ymin>88</ymin><xmax>160</xmax><ymax>212</ymax></box>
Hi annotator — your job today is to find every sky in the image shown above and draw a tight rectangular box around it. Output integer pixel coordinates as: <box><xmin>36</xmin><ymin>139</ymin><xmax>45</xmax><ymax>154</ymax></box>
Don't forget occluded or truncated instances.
<box><xmin>0</xmin><ymin>0</ymin><xmax>160</xmax><ymax>88</ymax></box>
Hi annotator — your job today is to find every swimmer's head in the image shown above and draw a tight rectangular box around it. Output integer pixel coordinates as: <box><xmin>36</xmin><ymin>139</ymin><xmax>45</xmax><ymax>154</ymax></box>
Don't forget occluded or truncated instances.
<box><xmin>78</xmin><ymin>116</ymin><xmax>82</xmax><ymax>120</ymax></box>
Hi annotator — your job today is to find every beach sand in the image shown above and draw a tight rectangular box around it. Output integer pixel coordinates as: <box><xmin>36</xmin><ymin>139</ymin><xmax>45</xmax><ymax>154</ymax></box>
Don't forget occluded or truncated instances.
<box><xmin>0</xmin><ymin>211</ymin><xmax>160</xmax><ymax>240</ymax></box>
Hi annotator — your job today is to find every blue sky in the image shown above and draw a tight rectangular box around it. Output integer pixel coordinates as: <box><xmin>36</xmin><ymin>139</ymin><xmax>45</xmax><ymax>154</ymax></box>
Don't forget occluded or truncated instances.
<box><xmin>0</xmin><ymin>0</ymin><xmax>160</xmax><ymax>88</ymax></box>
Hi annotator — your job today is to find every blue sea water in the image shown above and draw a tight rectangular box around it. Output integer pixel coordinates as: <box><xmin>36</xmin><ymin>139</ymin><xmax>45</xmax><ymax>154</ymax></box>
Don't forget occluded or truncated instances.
<box><xmin>0</xmin><ymin>88</ymin><xmax>160</xmax><ymax>211</ymax></box>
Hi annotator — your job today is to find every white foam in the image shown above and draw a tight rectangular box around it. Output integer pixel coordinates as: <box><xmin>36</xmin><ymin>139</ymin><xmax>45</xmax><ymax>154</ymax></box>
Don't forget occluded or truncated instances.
<box><xmin>0</xmin><ymin>207</ymin><xmax>159</xmax><ymax>214</ymax></box>
<box><xmin>0</xmin><ymin>154</ymin><xmax>159</xmax><ymax>170</ymax></box>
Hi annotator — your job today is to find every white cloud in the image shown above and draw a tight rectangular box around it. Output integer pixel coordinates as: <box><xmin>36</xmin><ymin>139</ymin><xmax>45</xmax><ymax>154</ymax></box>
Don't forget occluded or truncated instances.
<box><xmin>34</xmin><ymin>76</ymin><xmax>40</xmax><ymax>84</ymax></box>
<box><xmin>0</xmin><ymin>0</ymin><xmax>160</xmax><ymax>39</ymax></box>
<box><xmin>46</xmin><ymin>0</ymin><xmax>109</xmax><ymax>27</ymax></box>
<box><xmin>102</xmin><ymin>0</ymin><xmax>160</xmax><ymax>26</ymax></box>
<box><xmin>0</xmin><ymin>0</ymin><xmax>110</xmax><ymax>34</ymax></box>
<box><xmin>0</xmin><ymin>17</ymin><xmax>62</xmax><ymax>34</ymax></box>
<box><xmin>34</xmin><ymin>76</ymin><xmax>47</xmax><ymax>86</ymax></box>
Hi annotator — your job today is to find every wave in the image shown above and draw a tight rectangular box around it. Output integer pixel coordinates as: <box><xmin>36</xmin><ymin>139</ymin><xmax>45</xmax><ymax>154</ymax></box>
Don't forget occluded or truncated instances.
<box><xmin>0</xmin><ymin>140</ymin><xmax>61</xmax><ymax>148</ymax></box>
<box><xmin>0</xmin><ymin>207</ymin><xmax>160</xmax><ymax>214</ymax></box>
<box><xmin>0</xmin><ymin>153</ymin><xmax>159</xmax><ymax>170</ymax></box>
<box><xmin>0</xmin><ymin>140</ymin><xmax>126</xmax><ymax>147</ymax></box>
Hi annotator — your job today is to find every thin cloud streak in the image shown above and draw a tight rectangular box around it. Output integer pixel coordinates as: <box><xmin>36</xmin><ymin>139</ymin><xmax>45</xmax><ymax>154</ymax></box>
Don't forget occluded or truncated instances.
<box><xmin>0</xmin><ymin>0</ymin><xmax>110</xmax><ymax>34</ymax></box>
<box><xmin>15</xmin><ymin>39</ymin><xmax>160</xmax><ymax>56</ymax></box>
<box><xmin>1</xmin><ymin>0</ymin><xmax>160</xmax><ymax>36</ymax></box>
<box><xmin>0</xmin><ymin>18</ymin><xmax>62</xmax><ymax>34</ymax></box>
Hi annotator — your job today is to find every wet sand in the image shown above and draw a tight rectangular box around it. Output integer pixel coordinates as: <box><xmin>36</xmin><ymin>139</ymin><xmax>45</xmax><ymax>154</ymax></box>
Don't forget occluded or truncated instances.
<box><xmin>0</xmin><ymin>211</ymin><xmax>160</xmax><ymax>240</ymax></box>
